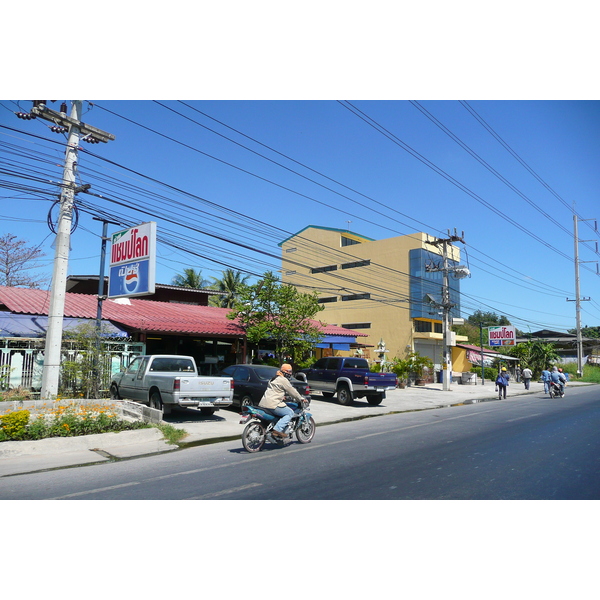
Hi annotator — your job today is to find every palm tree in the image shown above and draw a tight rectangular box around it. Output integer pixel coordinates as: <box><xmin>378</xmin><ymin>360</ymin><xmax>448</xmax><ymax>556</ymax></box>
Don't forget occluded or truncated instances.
<box><xmin>171</xmin><ymin>268</ymin><xmax>210</xmax><ymax>289</ymax></box>
<box><xmin>209</xmin><ymin>269</ymin><xmax>250</xmax><ymax>308</ymax></box>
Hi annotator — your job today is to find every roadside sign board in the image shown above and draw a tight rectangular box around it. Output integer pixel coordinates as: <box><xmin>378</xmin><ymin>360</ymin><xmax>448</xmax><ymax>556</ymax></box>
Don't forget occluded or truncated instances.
<box><xmin>108</xmin><ymin>222</ymin><xmax>156</xmax><ymax>298</ymax></box>
<box><xmin>488</xmin><ymin>325</ymin><xmax>516</xmax><ymax>346</ymax></box>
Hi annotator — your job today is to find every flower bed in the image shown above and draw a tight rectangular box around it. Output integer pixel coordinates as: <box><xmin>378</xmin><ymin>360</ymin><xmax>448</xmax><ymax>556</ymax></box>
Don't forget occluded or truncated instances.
<box><xmin>0</xmin><ymin>400</ymin><xmax>151</xmax><ymax>442</ymax></box>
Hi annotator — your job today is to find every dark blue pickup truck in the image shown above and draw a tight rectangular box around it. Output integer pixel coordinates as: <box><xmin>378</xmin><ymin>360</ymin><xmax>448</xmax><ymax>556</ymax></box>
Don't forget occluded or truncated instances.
<box><xmin>296</xmin><ymin>357</ymin><xmax>397</xmax><ymax>406</ymax></box>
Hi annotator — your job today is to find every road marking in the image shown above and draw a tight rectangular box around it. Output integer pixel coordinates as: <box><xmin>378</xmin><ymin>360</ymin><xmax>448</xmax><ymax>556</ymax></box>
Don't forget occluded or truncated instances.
<box><xmin>51</xmin><ymin>481</ymin><xmax>141</xmax><ymax>499</ymax></box>
<box><xmin>185</xmin><ymin>483</ymin><xmax>262</xmax><ymax>500</ymax></box>
<box><xmin>505</xmin><ymin>413</ymin><xmax>543</xmax><ymax>422</ymax></box>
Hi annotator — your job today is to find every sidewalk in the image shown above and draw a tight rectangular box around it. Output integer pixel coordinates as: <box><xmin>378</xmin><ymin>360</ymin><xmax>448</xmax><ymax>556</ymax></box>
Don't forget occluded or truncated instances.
<box><xmin>0</xmin><ymin>380</ymin><xmax>587</xmax><ymax>478</ymax></box>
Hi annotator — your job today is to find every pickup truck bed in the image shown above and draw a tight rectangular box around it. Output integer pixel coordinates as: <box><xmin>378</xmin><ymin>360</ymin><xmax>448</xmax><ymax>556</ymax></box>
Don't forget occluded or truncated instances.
<box><xmin>110</xmin><ymin>355</ymin><xmax>234</xmax><ymax>415</ymax></box>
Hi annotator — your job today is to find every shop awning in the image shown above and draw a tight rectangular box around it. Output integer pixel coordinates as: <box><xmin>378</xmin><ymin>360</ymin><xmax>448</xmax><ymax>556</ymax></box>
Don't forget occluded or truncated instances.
<box><xmin>0</xmin><ymin>313</ymin><xmax>129</xmax><ymax>338</ymax></box>
<box><xmin>315</xmin><ymin>334</ymin><xmax>356</xmax><ymax>351</ymax></box>
<box><xmin>466</xmin><ymin>349</ymin><xmax>519</xmax><ymax>366</ymax></box>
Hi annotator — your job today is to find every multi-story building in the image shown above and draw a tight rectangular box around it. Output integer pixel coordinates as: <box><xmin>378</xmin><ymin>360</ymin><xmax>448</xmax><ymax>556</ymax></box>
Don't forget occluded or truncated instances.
<box><xmin>280</xmin><ymin>226</ymin><xmax>466</xmax><ymax>373</ymax></box>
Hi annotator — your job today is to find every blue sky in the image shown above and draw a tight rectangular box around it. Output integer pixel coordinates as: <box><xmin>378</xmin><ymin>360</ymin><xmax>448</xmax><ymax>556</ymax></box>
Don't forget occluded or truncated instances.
<box><xmin>1</xmin><ymin>99</ymin><xmax>599</xmax><ymax>333</ymax></box>
<box><xmin>2</xmin><ymin>3</ymin><xmax>599</xmax><ymax>336</ymax></box>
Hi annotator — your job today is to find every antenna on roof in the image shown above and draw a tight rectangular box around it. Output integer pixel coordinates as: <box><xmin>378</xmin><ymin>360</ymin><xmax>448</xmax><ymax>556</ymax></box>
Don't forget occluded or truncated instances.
<box><xmin>346</xmin><ymin>220</ymin><xmax>352</xmax><ymax>231</ymax></box>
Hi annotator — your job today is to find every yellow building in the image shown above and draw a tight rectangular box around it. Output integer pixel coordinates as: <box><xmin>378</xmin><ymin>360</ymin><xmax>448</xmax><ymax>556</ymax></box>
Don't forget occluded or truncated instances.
<box><xmin>279</xmin><ymin>226</ymin><xmax>468</xmax><ymax>376</ymax></box>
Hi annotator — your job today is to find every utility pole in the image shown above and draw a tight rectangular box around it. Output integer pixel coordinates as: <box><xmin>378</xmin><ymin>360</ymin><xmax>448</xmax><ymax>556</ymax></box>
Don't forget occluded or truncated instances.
<box><xmin>567</xmin><ymin>214</ymin><xmax>597</xmax><ymax>377</ymax></box>
<box><xmin>426</xmin><ymin>230</ymin><xmax>468</xmax><ymax>391</ymax></box>
<box><xmin>28</xmin><ymin>101</ymin><xmax>115</xmax><ymax>399</ymax></box>
<box><xmin>92</xmin><ymin>217</ymin><xmax>120</xmax><ymax>397</ymax></box>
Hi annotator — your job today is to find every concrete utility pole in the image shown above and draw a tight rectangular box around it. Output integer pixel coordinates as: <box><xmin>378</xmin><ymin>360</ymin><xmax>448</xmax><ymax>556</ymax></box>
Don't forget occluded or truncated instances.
<box><xmin>426</xmin><ymin>230</ymin><xmax>467</xmax><ymax>392</ymax></box>
<box><xmin>567</xmin><ymin>214</ymin><xmax>597</xmax><ymax>377</ymax></box>
<box><xmin>30</xmin><ymin>101</ymin><xmax>115</xmax><ymax>399</ymax></box>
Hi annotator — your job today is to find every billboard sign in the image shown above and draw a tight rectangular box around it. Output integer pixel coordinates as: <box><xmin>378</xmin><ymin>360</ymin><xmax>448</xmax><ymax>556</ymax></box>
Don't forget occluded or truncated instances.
<box><xmin>488</xmin><ymin>325</ymin><xmax>516</xmax><ymax>347</ymax></box>
<box><xmin>108</xmin><ymin>222</ymin><xmax>156</xmax><ymax>298</ymax></box>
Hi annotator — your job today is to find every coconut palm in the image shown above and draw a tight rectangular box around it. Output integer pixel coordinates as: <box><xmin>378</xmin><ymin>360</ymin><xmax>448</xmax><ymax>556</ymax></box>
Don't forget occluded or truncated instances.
<box><xmin>171</xmin><ymin>268</ymin><xmax>210</xmax><ymax>289</ymax></box>
<box><xmin>209</xmin><ymin>269</ymin><xmax>250</xmax><ymax>308</ymax></box>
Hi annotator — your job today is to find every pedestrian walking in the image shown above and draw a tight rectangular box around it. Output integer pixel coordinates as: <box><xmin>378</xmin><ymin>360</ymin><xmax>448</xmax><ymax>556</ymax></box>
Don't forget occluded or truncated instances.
<box><xmin>495</xmin><ymin>366</ymin><xmax>510</xmax><ymax>399</ymax></box>
<box><xmin>541</xmin><ymin>367</ymin><xmax>551</xmax><ymax>394</ymax></box>
<box><xmin>522</xmin><ymin>367</ymin><xmax>533</xmax><ymax>390</ymax></box>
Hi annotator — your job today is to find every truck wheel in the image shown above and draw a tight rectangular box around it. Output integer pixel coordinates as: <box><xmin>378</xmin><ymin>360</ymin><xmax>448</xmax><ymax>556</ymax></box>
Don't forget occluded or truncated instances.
<box><xmin>367</xmin><ymin>393</ymin><xmax>384</xmax><ymax>406</ymax></box>
<box><xmin>241</xmin><ymin>395</ymin><xmax>255</xmax><ymax>409</ymax></box>
<box><xmin>110</xmin><ymin>384</ymin><xmax>120</xmax><ymax>400</ymax></box>
<box><xmin>337</xmin><ymin>384</ymin><xmax>354</xmax><ymax>406</ymax></box>
<box><xmin>150</xmin><ymin>391</ymin><xmax>163</xmax><ymax>412</ymax></box>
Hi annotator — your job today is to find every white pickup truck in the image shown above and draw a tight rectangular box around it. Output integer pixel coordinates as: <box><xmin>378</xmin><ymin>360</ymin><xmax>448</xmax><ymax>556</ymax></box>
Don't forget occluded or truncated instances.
<box><xmin>110</xmin><ymin>355</ymin><xmax>234</xmax><ymax>415</ymax></box>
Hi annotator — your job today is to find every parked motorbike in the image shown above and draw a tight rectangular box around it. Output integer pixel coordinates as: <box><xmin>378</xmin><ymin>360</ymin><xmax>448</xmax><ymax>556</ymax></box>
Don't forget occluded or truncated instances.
<box><xmin>239</xmin><ymin>398</ymin><xmax>316</xmax><ymax>452</ymax></box>
<box><xmin>549</xmin><ymin>381</ymin><xmax>565</xmax><ymax>398</ymax></box>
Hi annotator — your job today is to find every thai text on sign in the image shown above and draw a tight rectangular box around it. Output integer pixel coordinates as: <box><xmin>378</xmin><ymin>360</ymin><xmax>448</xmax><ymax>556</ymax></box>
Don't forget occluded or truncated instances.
<box><xmin>110</xmin><ymin>223</ymin><xmax>154</xmax><ymax>266</ymax></box>
<box><xmin>488</xmin><ymin>326</ymin><xmax>516</xmax><ymax>346</ymax></box>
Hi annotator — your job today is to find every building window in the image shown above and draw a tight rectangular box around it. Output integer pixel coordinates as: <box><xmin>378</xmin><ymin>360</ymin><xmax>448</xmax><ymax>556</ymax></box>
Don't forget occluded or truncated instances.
<box><xmin>341</xmin><ymin>236</ymin><xmax>360</xmax><ymax>247</ymax></box>
<box><xmin>318</xmin><ymin>297</ymin><xmax>338</xmax><ymax>303</ymax></box>
<box><xmin>434</xmin><ymin>322</ymin><xmax>443</xmax><ymax>334</ymax></box>
<box><xmin>409</xmin><ymin>248</ymin><xmax>461</xmax><ymax>320</ymax></box>
<box><xmin>311</xmin><ymin>265</ymin><xmax>337</xmax><ymax>274</ymax></box>
<box><xmin>286</xmin><ymin>247</ymin><xmax>297</xmax><ymax>253</ymax></box>
<box><xmin>341</xmin><ymin>322</ymin><xmax>371</xmax><ymax>329</ymax></box>
<box><xmin>341</xmin><ymin>259</ymin><xmax>370</xmax><ymax>269</ymax></box>
<box><xmin>341</xmin><ymin>293</ymin><xmax>370</xmax><ymax>301</ymax></box>
<box><xmin>414</xmin><ymin>320</ymin><xmax>432</xmax><ymax>333</ymax></box>
<box><xmin>285</xmin><ymin>270</ymin><xmax>296</xmax><ymax>275</ymax></box>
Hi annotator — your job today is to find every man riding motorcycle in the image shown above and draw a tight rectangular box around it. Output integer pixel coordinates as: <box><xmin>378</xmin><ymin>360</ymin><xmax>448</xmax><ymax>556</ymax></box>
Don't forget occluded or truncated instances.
<box><xmin>550</xmin><ymin>366</ymin><xmax>567</xmax><ymax>395</ymax></box>
<box><xmin>258</xmin><ymin>363</ymin><xmax>306</xmax><ymax>438</ymax></box>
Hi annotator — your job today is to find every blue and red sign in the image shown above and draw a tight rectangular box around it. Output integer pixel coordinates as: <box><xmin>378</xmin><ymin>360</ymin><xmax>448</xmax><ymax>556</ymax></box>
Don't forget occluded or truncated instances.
<box><xmin>108</xmin><ymin>222</ymin><xmax>156</xmax><ymax>299</ymax></box>
<box><xmin>488</xmin><ymin>326</ymin><xmax>516</xmax><ymax>346</ymax></box>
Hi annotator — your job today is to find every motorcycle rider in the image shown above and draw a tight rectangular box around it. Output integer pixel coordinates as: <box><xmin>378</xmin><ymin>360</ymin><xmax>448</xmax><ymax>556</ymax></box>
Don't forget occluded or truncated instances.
<box><xmin>258</xmin><ymin>363</ymin><xmax>306</xmax><ymax>438</ymax></box>
<box><xmin>551</xmin><ymin>366</ymin><xmax>567</xmax><ymax>395</ymax></box>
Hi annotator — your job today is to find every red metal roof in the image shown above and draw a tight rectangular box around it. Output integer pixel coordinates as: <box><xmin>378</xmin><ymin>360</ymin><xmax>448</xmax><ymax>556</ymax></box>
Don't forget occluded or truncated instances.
<box><xmin>0</xmin><ymin>286</ymin><xmax>364</xmax><ymax>338</ymax></box>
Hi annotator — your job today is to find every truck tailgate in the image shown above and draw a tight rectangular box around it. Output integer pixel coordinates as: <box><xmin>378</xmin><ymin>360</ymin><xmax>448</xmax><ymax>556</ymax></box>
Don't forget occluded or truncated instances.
<box><xmin>366</xmin><ymin>373</ymin><xmax>397</xmax><ymax>388</ymax></box>
<box><xmin>178</xmin><ymin>377</ymin><xmax>232</xmax><ymax>395</ymax></box>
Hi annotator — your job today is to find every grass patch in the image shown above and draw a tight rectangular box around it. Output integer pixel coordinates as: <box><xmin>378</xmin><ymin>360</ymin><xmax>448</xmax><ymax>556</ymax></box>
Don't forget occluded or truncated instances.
<box><xmin>153</xmin><ymin>422</ymin><xmax>188</xmax><ymax>445</ymax></box>
<box><xmin>582</xmin><ymin>364</ymin><xmax>600</xmax><ymax>383</ymax></box>
<box><xmin>559</xmin><ymin>363</ymin><xmax>600</xmax><ymax>384</ymax></box>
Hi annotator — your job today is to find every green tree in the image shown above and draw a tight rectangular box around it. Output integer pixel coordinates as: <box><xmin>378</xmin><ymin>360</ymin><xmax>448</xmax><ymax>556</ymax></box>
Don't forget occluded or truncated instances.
<box><xmin>568</xmin><ymin>326</ymin><xmax>600</xmax><ymax>339</ymax></box>
<box><xmin>209</xmin><ymin>269</ymin><xmax>250</xmax><ymax>308</ymax></box>
<box><xmin>227</xmin><ymin>271</ymin><xmax>324</xmax><ymax>366</ymax></box>
<box><xmin>452</xmin><ymin>321</ymin><xmax>482</xmax><ymax>345</ymax></box>
<box><xmin>60</xmin><ymin>322</ymin><xmax>115</xmax><ymax>398</ymax></box>
<box><xmin>466</xmin><ymin>310</ymin><xmax>511</xmax><ymax>327</ymax></box>
<box><xmin>171</xmin><ymin>268</ymin><xmax>210</xmax><ymax>289</ymax></box>
<box><xmin>504</xmin><ymin>340</ymin><xmax>559</xmax><ymax>378</ymax></box>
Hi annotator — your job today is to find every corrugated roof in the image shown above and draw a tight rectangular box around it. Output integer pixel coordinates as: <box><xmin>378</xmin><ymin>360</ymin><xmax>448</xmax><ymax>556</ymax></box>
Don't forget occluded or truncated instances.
<box><xmin>0</xmin><ymin>286</ymin><xmax>365</xmax><ymax>338</ymax></box>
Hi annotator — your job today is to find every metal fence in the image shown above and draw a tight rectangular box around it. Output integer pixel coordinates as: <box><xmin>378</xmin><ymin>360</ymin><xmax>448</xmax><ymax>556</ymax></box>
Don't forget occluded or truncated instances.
<box><xmin>0</xmin><ymin>337</ymin><xmax>145</xmax><ymax>394</ymax></box>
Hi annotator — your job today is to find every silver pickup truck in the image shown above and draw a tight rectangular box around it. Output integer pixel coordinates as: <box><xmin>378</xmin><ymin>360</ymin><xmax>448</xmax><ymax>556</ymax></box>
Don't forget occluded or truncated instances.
<box><xmin>110</xmin><ymin>355</ymin><xmax>234</xmax><ymax>415</ymax></box>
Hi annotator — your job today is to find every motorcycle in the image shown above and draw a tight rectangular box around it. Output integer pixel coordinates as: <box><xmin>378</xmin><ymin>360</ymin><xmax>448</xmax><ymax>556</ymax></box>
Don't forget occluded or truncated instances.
<box><xmin>549</xmin><ymin>381</ymin><xmax>565</xmax><ymax>398</ymax></box>
<box><xmin>239</xmin><ymin>398</ymin><xmax>316</xmax><ymax>452</ymax></box>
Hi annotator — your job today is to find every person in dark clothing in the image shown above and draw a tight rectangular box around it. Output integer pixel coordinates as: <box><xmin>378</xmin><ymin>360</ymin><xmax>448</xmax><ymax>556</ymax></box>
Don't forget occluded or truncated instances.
<box><xmin>495</xmin><ymin>367</ymin><xmax>510</xmax><ymax>399</ymax></box>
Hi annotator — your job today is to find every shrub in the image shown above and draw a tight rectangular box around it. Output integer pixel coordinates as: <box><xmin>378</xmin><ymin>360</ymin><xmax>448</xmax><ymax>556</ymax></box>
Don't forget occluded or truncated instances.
<box><xmin>0</xmin><ymin>409</ymin><xmax>31</xmax><ymax>440</ymax></box>
<box><xmin>471</xmin><ymin>366</ymin><xmax>497</xmax><ymax>382</ymax></box>
<box><xmin>0</xmin><ymin>402</ymin><xmax>153</xmax><ymax>442</ymax></box>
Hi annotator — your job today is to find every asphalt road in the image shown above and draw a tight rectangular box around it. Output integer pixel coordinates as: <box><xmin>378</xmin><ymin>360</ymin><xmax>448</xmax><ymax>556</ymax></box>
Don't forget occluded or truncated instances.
<box><xmin>2</xmin><ymin>385</ymin><xmax>599</xmax><ymax>500</ymax></box>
